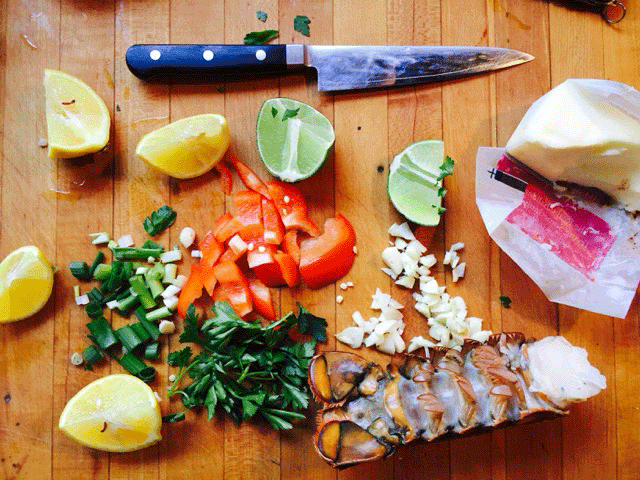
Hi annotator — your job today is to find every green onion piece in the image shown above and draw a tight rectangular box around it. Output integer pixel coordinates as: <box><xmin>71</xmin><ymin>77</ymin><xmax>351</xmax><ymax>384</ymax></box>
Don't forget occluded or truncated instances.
<box><xmin>113</xmin><ymin>247</ymin><xmax>163</xmax><ymax>261</ymax></box>
<box><xmin>118</xmin><ymin>352</ymin><xmax>146</xmax><ymax>375</ymax></box>
<box><xmin>163</xmin><ymin>263</ymin><xmax>177</xmax><ymax>284</ymax></box>
<box><xmin>70</xmin><ymin>262</ymin><xmax>91</xmax><ymax>281</ymax></box>
<box><xmin>135</xmin><ymin>307</ymin><xmax>161</xmax><ymax>341</ymax></box>
<box><xmin>144</xmin><ymin>342</ymin><xmax>161</xmax><ymax>360</ymax></box>
<box><xmin>86</xmin><ymin>317</ymin><xmax>118</xmax><ymax>350</ymax></box>
<box><xmin>123</xmin><ymin>261</ymin><xmax>134</xmax><ymax>280</ymax></box>
<box><xmin>117</xmin><ymin>292</ymin><xmax>140</xmax><ymax>315</ymax></box>
<box><xmin>89</xmin><ymin>251</ymin><xmax>105</xmax><ymax>277</ymax></box>
<box><xmin>144</xmin><ymin>263</ymin><xmax>165</xmax><ymax>299</ymax></box>
<box><xmin>87</xmin><ymin>287</ymin><xmax>103</xmax><ymax>304</ymax></box>
<box><xmin>93</xmin><ymin>263</ymin><xmax>112</xmax><ymax>280</ymax></box>
<box><xmin>115</xmin><ymin>325</ymin><xmax>143</xmax><ymax>352</ymax></box>
<box><xmin>85</xmin><ymin>302</ymin><xmax>104</xmax><ymax>319</ymax></box>
<box><xmin>81</xmin><ymin>345</ymin><xmax>104</xmax><ymax>371</ymax></box>
<box><xmin>106</xmin><ymin>261</ymin><xmax>124</xmax><ymax>292</ymax></box>
<box><xmin>129</xmin><ymin>276</ymin><xmax>156</xmax><ymax>309</ymax></box>
<box><xmin>73</xmin><ymin>285</ymin><xmax>80</xmax><ymax>298</ymax></box>
<box><xmin>131</xmin><ymin>322</ymin><xmax>151</xmax><ymax>343</ymax></box>
<box><xmin>116</xmin><ymin>288</ymin><xmax>132</xmax><ymax>301</ymax></box>
<box><xmin>137</xmin><ymin>366</ymin><xmax>157</xmax><ymax>383</ymax></box>
<box><xmin>147</xmin><ymin>306</ymin><xmax>172</xmax><ymax>322</ymax></box>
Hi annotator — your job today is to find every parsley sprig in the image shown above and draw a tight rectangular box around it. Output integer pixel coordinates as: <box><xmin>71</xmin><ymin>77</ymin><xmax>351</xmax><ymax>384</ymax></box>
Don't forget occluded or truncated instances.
<box><xmin>167</xmin><ymin>302</ymin><xmax>326</xmax><ymax>430</ymax></box>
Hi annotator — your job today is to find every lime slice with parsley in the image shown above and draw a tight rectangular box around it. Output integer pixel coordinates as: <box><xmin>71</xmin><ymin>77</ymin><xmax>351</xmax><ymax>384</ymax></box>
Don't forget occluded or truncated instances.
<box><xmin>256</xmin><ymin>98</ymin><xmax>335</xmax><ymax>182</ymax></box>
<box><xmin>387</xmin><ymin>140</ymin><xmax>453</xmax><ymax>226</ymax></box>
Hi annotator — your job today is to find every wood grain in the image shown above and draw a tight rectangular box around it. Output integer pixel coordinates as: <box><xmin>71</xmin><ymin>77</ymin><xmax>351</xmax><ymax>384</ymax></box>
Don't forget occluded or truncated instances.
<box><xmin>0</xmin><ymin>0</ymin><xmax>637</xmax><ymax>478</ymax></box>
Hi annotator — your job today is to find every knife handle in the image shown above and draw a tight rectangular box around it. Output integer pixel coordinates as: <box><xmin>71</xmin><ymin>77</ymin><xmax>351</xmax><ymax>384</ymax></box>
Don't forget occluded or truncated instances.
<box><xmin>126</xmin><ymin>44</ymin><xmax>296</xmax><ymax>83</ymax></box>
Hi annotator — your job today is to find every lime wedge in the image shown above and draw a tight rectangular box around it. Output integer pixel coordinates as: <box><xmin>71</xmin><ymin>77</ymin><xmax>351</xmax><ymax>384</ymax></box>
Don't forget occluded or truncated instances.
<box><xmin>256</xmin><ymin>98</ymin><xmax>335</xmax><ymax>182</ymax></box>
<box><xmin>388</xmin><ymin>140</ymin><xmax>448</xmax><ymax>226</ymax></box>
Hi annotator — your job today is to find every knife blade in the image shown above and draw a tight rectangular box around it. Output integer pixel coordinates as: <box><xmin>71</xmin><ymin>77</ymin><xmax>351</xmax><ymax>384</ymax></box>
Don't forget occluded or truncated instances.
<box><xmin>126</xmin><ymin>44</ymin><xmax>534</xmax><ymax>92</ymax></box>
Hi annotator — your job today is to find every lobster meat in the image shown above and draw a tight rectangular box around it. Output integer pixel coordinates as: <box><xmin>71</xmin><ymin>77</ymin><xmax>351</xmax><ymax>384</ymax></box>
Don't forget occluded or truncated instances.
<box><xmin>308</xmin><ymin>333</ymin><xmax>606</xmax><ymax>468</ymax></box>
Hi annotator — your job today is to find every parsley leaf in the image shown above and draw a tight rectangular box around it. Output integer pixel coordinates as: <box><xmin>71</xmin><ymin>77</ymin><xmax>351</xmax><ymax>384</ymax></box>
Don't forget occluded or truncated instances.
<box><xmin>162</xmin><ymin>412</ymin><xmax>186</xmax><ymax>423</ymax></box>
<box><xmin>437</xmin><ymin>156</ymin><xmax>455</xmax><ymax>181</ymax></box>
<box><xmin>179</xmin><ymin>305</ymin><xmax>201</xmax><ymax>345</ymax></box>
<box><xmin>500</xmin><ymin>295</ymin><xmax>512</xmax><ymax>308</ymax></box>
<box><xmin>256</xmin><ymin>10</ymin><xmax>268</xmax><ymax>22</ymax></box>
<box><xmin>296</xmin><ymin>303</ymin><xmax>328</xmax><ymax>342</ymax></box>
<box><xmin>293</xmin><ymin>15</ymin><xmax>311</xmax><ymax>37</ymax></box>
<box><xmin>168</xmin><ymin>346</ymin><xmax>193</xmax><ymax>367</ymax></box>
<box><xmin>282</xmin><ymin>108</ymin><xmax>300</xmax><ymax>122</ymax></box>
<box><xmin>437</xmin><ymin>186</ymin><xmax>447</xmax><ymax>197</ymax></box>
<box><xmin>437</xmin><ymin>206</ymin><xmax>446</xmax><ymax>215</ymax></box>
<box><xmin>243</xmin><ymin>29</ymin><xmax>279</xmax><ymax>45</ymax></box>
<box><xmin>271</xmin><ymin>106</ymin><xmax>278</xmax><ymax>118</ymax></box>
<box><xmin>143</xmin><ymin>205</ymin><xmax>177</xmax><ymax>236</ymax></box>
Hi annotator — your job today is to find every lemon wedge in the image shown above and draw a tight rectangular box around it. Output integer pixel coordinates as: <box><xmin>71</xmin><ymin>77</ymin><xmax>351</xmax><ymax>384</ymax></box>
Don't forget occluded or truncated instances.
<box><xmin>0</xmin><ymin>246</ymin><xmax>54</xmax><ymax>323</ymax></box>
<box><xmin>44</xmin><ymin>69</ymin><xmax>111</xmax><ymax>160</ymax></box>
<box><xmin>135</xmin><ymin>114</ymin><xmax>231</xmax><ymax>179</ymax></box>
<box><xmin>59</xmin><ymin>374</ymin><xmax>162</xmax><ymax>452</ymax></box>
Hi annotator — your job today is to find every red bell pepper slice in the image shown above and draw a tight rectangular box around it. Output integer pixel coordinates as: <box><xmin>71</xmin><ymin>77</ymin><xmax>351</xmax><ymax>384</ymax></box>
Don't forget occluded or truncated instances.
<box><xmin>219</xmin><ymin>246</ymin><xmax>243</xmax><ymax>264</ymax></box>
<box><xmin>213</xmin><ymin>212</ymin><xmax>242</xmax><ymax>244</ymax></box>
<box><xmin>246</xmin><ymin>241</ymin><xmax>277</xmax><ymax>269</ymax></box>
<box><xmin>274</xmin><ymin>251</ymin><xmax>300</xmax><ymax>287</ymax></box>
<box><xmin>262</xmin><ymin>198</ymin><xmax>285</xmax><ymax>245</ymax></box>
<box><xmin>253</xmin><ymin>262</ymin><xmax>286</xmax><ymax>287</ymax></box>
<box><xmin>283</xmin><ymin>230</ymin><xmax>300</xmax><ymax>264</ymax></box>
<box><xmin>200</xmin><ymin>265</ymin><xmax>218</xmax><ymax>297</ymax></box>
<box><xmin>199</xmin><ymin>232</ymin><xmax>223</xmax><ymax>268</ymax></box>
<box><xmin>247</xmin><ymin>277</ymin><xmax>276</xmax><ymax>322</ymax></box>
<box><xmin>178</xmin><ymin>265</ymin><xmax>205</xmax><ymax>319</ymax></box>
<box><xmin>299</xmin><ymin>214</ymin><xmax>356</xmax><ymax>289</ymax></box>
<box><xmin>212</xmin><ymin>261</ymin><xmax>253</xmax><ymax>317</ymax></box>
<box><xmin>234</xmin><ymin>190</ymin><xmax>264</xmax><ymax>242</ymax></box>
<box><xmin>229</xmin><ymin>154</ymin><xmax>271</xmax><ymax>199</ymax></box>
<box><xmin>266</xmin><ymin>181</ymin><xmax>321</xmax><ymax>237</ymax></box>
<box><xmin>215</xmin><ymin>162</ymin><xmax>234</xmax><ymax>195</ymax></box>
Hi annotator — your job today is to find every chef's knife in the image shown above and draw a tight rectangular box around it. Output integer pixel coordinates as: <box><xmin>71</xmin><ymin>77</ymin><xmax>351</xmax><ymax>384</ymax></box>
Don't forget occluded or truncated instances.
<box><xmin>126</xmin><ymin>44</ymin><xmax>533</xmax><ymax>92</ymax></box>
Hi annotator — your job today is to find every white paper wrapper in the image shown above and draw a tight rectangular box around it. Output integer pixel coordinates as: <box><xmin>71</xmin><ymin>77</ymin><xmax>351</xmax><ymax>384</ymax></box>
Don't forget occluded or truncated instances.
<box><xmin>476</xmin><ymin>147</ymin><xmax>640</xmax><ymax>318</ymax></box>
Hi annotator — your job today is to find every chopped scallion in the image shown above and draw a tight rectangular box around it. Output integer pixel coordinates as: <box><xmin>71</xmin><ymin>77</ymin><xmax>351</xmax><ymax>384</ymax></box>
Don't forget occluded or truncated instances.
<box><xmin>135</xmin><ymin>307</ymin><xmax>161</xmax><ymax>341</ymax></box>
<box><xmin>129</xmin><ymin>276</ymin><xmax>156</xmax><ymax>309</ymax></box>
<box><xmin>70</xmin><ymin>262</ymin><xmax>91</xmax><ymax>281</ymax></box>
<box><xmin>89</xmin><ymin>251</ymin><xmax>105</xmax><ymax>277</ymax></box>
<box><xmin>160</xmin><ymin>250</ymin><xmax>182</xmax><ymax>263</ymax></box>
<box><xmin>147</xmin><ymin>306</ymin><xmax>172</xmax><ymax>322</ymax></box>
<box><xmin>131</xmin><ymin>322</ymin><xmax>151</xmax><ymax>343</ymax></box>
<box><xmin>81</xmin><ymin>345</ymin><xmax>104</xmax><ymax>370</ymax></box>
<box><xmin>117</xmin><ymin>292</ymin><xmax>140</xmax><ymax>314</ymax></box>
<box><xmin>85</xmin><ymin>302</ymin><xmax>104</xmax><ymax>319</ymax></box>
<box><xmin>90</xmin><ymin>232</ymin><xmax>110</xmax><ymax>245</ymax></box>
<box><xmin>144</xmin><ymin>342</ymin><xmax>161</xmax><ymax>360</ymax></box>
<box><xmin>73</xmin><ymin>285</ymin><xmax>80</xmax><ymax>298</ymax></box>
<box><xmin>113</xmin><ymin>247</ymin><xmax>163</xmax><ymax>261</ymax></box>
<box><xmin>86</xmin><ymin>317</ymin><xmax>118</xmax><ymax>350</ymax></box>
<box><xmin>163</xmin><ymin>263</ymin><xmax>177</xmax><ymax>284</ymax></box>
<box><xmin>115</xmin><ymin>325</ymin><xmax>143</xmax><ymax>352</ymax></box>
<box><xmin>92</xmin><ymin>263</ymin><xmax>112</xmax><ymax>280</ymax></box>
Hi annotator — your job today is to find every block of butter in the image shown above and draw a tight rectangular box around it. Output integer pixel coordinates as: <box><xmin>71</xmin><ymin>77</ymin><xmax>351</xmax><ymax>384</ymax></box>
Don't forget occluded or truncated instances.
<box><xmin>506</xmin><ymin>79</ymin><xmax>640</xmax><ymax>212</ymax></box>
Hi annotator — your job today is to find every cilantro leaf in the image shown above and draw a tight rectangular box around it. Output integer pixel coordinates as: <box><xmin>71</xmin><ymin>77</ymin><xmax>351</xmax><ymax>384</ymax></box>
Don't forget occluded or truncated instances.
<box><xmin>143</xmin><ymin>205</ymin><xmax>177</xmax><ymax>236</ymax></box>
<box><xmin>256</xmin><ymin>10</ymin><xmax>268</xmax><ymax>22</ymax></box>
<box><xmin>271</xmin><ymin>106</ymin><xmax>278</xmax><ymax>118</ymax></box>
<box><xmin>162</xmin><ymin>412</ymin><xmax>186</xmax><ymax>423</ymax></box>
<box><xmin>282</xmin><ymin>108</ymin><xmax>300</xmax><ymax>121</ymax></box>
<box><xmin>179</xmin><ymin>304</ymin><xmax>201</xmax><ymax>345</ymax></box>
<box><xmin>243</xmin><ymin>29</ymin><xmax>279</xmax><ymax>45</ymax></box>
<box><xmin>296</xmin><ymin>303</ymin><xmax>327</xmax><ymax>342</ymax></box>
<box><xmin>168</xmin><ymin>346</ymin><xmax>193</xmax><ymax>367</ymax></box>
<box><xmin>437</xmin><ymin>156</ymin><xmax>455</xmax><ymax>181</ymax></box>
<box><xmin>500</xmin><ymin>295</ymin><xmax>512</xmax><ymax>308</ymax></box>
<box><xmin>293</xmin><ymin>15</ymin><xmax>311</xmax><ymax>37</ymax></box>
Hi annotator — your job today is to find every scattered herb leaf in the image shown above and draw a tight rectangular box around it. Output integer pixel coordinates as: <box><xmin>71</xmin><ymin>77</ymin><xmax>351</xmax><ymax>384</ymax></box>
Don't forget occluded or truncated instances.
<box><xmin>437</xmin><ymin>186</ymin><xmax>447</xmax><ymax>197</ymax></box>
<box><xmin>271</xmin><ymin>107</ymin><xmax>278</xmax><ymax>118</ymax></box>
<box><xmin>437</xmin><ymin>156</ymin><xmax>455</xmax><ymax>181</ymax></box>
<box><xmin>499</xmin><ymin>295</ymin><xmax>512</xmax><ymax>308</ymax></box>
<box><xmin>436</xmin><ymin>206</ymin><xmax>446</xmax><ymax>215</ymax></box>
<box><xmin>162</xmin><ymin>412</ymin><xmax>186</xmax><ymax>423</ymax></box>
<box><xmin>296</xmin><ymin>303</ymin><xmax>328</xmax><ymax>342</ymax></box>
<box><xmin>244</xmin><ymin>30</ymin><xmax>279</xmax><ymax>45</ymax></box>
<box><xmin>282</xmin><ymin>108</ymin><xmax>300</xmax><ymax>122</ymax></box>
<box><xmin>256</xmin><ymin>10</ymin><xmax>268</xmax><ymax>22</ymax></box>
<box><xmin>143</xmin><ymin>205</ymin><xmax>177</xmax><ymax>236</ymax></box>
<box><xmin>293</xmin><ymin>15</ymin><xmax>311</xmax><ymax>37</ymax></box>
<box><xmin>166</xmin><ymin>302</ymin><xmax>326</xmax><ymax>430</ymax></box>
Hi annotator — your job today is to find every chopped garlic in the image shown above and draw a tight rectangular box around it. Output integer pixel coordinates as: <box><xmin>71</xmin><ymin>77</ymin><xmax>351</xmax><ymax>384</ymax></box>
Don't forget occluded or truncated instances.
<box><xmin>336</xmin><ymin>295</ymin><xmax>344</xmax><ymax>304</ymax></box>
<box><xmin>443</xmin><ymin>251</ymin><xmax>453</xmax><ymax>265</ymax></box>
<box><xmin>353</xmin><ymin>246</ymin><xmax>358</xmax><ymax>254</ymax></box>
<box><xmin>382</xmin><ymin>247</ymin><xmax>404</xmax><ymax>275</ymax></box>
<box><xmin>247</xmin><ymin>242</ymin><xmax>255</xmax><ymax>251</ymax></box>
<box><xmin>420</xmin><ymin>254</ymin><xmax>437</xmax><ymax>268</ymax></box>
<box><xmin>159</xmin><ymin>320</ymin><xmax>176</xmax><ymax>334</ymax></box>
<box><xmin>75</xmin><ymin>294</ymin><xmax>89</xmax><ymax>306</ymax></box>
<box><xmin>168</xmin><ymin>374</ymin><xmax>177</xmax><ymax>383</ymax></box>
<box><xmin>405</xmin><ymin>240</ymin><xmax>427</xmax><ymax>260</ymax></box>
<box><xmin>451</xmin><ymin>253</ymin><xmax>460</xmax><ymax>269</ymax></box>
<box><xmin>70</xmin><ymin>352</ymin><xmax>84</xmax><ymax>366</ymax></box>
<box><xmin>335</xmin><ymin>327</ymin><xmax>364</xmax><ymax>349</ymax></box>
<box><xmin>228</xmin><ymin>234</ymin><xmax>248</xmax><ymax>255</ymax></box>
<box><xmin>118</xmin><ymin>234</ymin><xmax>134</xmax><ymax>248</ymax></box>
<box><xmin>340</xmin><ymin>283</ymin><xmax>348</xmax><ymax>290</ymax></box>
<box><xmin>179</xmin><ymin>227</ymin><xmax>196</xmax><ymax>248</ymax></box>
<box><xmin>283</xmin><ymin>195</ymin><xmax>291</xmax><ymax>204</ymax></box>
<box><xmin>346</xmin><ymin>281</ymin><xmax>354</xmax><ymax>287</ymax></box>
<box><xmin>450</xmin><ymin>242</ymin><xmax>464</xmax><ymax>252</ymax></box>
<box><xmin>388</xmin><ymin>222</ymin><xmax>416</xmax><ymax>240</ymax></box>
<box><xmin>191</xmin><ymin>250</ymin><xmax>203</xmax><ymax>258</ymax></box>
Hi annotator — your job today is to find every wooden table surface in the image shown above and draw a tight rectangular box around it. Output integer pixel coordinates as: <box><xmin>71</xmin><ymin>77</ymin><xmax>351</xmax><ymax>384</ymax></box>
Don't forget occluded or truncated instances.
<box><xmin>1</xmin><ymin>0</ymin><xmax>639</xmax><ymax>479</ymax></box>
